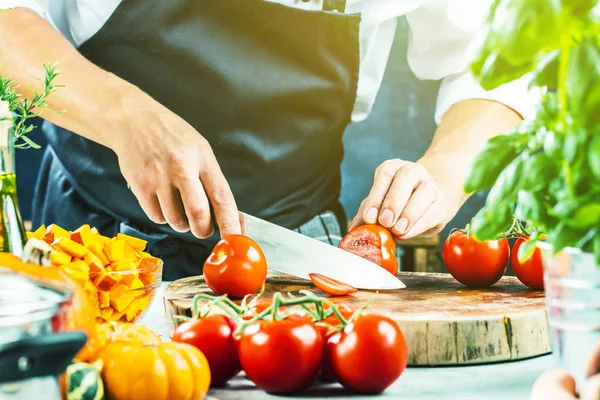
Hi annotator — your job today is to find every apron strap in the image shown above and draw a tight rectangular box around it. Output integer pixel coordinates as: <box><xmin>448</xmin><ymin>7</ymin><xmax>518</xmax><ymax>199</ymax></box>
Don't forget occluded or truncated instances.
<box><xmin>322</xmin><ymin>0</ymin><xmax>346</xmax><ymax>12</ymax></box>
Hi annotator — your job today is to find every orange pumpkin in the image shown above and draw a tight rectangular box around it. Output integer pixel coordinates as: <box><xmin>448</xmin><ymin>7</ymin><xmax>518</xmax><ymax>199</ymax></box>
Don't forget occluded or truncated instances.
<box><xmin>78</xmin><ymin>321</ymin><xmax>160</xmax><ymax>362</ymax></box>
<box><xmin>94</xmin><ymin>341</ymin><xmax>211</xmax><ymax>400</ymax></box>
<box><xmin>0</xmin><ymin>249</ymin><xmax>100</xmax><ymax>361</ymax></box>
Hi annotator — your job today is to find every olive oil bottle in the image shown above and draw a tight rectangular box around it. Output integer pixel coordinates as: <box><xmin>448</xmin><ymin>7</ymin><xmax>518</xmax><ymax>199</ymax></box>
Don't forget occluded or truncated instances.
<box><xmin>0</xmin><ymin>101</ymin><xmax>26</xmax><ymax>256</ymax></box>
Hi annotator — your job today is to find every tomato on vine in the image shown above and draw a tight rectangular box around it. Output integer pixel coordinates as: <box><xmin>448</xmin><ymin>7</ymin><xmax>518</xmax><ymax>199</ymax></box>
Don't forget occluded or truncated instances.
<box><xmin>442</xmin><ymin>229</ymin><xmax>510</xmax><ymax>288</ymax></box>
<box><xmin>511</xmin><ymin>236</ymin><xmax>544</xmax><ymax>290</ymax></box>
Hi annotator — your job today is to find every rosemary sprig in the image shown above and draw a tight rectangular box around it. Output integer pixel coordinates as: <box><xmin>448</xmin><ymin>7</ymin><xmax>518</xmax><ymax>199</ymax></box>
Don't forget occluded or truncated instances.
<box><xmin>0</xmin><ymin>62</ymin><xmax>64</xmax><ymax>149</ymax></box>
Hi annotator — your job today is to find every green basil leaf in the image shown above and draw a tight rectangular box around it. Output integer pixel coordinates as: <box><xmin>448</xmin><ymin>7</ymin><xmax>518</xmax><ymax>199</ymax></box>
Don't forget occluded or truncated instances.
<box><xmin>471</xmin><ymin>48</ymin><xmax>534</xmax><ymax>91</ymax></box>
<box><xmin>567</xmin><ymin>202</ymin><xmax>600</xmax><ymax>230</ymax></box>
<box><xmin>543</xmin><ymin>130</ymin><xmax>563</xmax><ymax>159</ymax></box>
<box><xmin>568</xmin><ymin>0</ymin><xmax>599</xmax><ymax>16</ymax></box>
<box><xmin>464</xmin><ymin>145</ymin><xmax>516</xmax><ymax>193</ymax></box>
<box><xmin>577</xmin><ymin>227</ymin><xmax>598</xmax><ymax>249</ymax></box>
<box><xmin>486</xmin><ymin>155</ymin><xmax>524</xmax><ymax>206</ymax></box>
<box><xmin>488</xmin><ymin>0</ymin><xmax>561</xmax><ymax>66</ymax></box>
<box><xmin>563</xmin><ymin>131</ymin><xmax>579</xmax><ymax>164</ymax></box>
<box><xmin>589</xmin><ymin>134</ymin><xmax>600</xmax><ymax>179</ymax></box>
<box><xmin>549</xmin><ymin>222</ymin><xmax>583</xmax><ymax>254</ymax></box>
<box><xmin>515</xmin><ymin>190</ymin><xmax>545</xmax><ymax>222</ymax></box>
<box><xmin>567</xmin><ymin>38</ymin><xmax>600</xmax><ymax>129</ymax></box>
<box><xmin>530</xmin><ymin>50</ymin><xmax>559</xmax><ymax>90</ymax></box>
<box><xmin>522</xmin><ymin>152</ymin><xmax>558</xmax><ymax>191</ymax></box>
<box><xmin>470</xmin><ymin>204</ymin><xmax>513</xmax><ymax>242</ymax></box>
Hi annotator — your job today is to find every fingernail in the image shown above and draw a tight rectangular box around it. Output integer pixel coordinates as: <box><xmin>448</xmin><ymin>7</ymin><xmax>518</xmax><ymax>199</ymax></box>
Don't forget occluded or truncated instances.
<box><xmin>395</xmin><ymin>217</ymin><xmax>408</xmax><ymax>234</ymax></box>
<box><xmin>379</xmin><ymin>208</ymin><xmax>395</xmax><ymax>227</ymax></box>
<box><xmin>364</xmin><ymin>207</ymin><xmax>378</xmax><ymax>223</ymax></box>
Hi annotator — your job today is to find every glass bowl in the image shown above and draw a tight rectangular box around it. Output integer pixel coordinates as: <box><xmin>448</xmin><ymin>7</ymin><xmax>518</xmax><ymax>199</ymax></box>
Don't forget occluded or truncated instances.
<box><xmin>86</xmin><ymin>259</ymin><xmax>163</xmax><ymax>324</ymax></box>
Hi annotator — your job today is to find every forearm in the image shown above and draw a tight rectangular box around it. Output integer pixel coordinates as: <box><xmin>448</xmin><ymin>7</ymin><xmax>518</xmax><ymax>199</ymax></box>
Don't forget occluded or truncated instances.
<box><xmin>418</xmin><ymin>98</ymin><xmax>523</xmax><ymax>221</ymax></box>
<box><xmin>0</xmin><ymin>7</ymin><xmax>145</xmax><ymax>150</ymax></box>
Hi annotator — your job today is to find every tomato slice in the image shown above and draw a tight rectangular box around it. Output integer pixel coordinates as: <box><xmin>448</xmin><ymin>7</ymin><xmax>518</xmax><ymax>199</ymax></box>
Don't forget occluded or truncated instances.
<box><xmin>338</xmin><ymin>224</ymin><xmax>398</xmax><ymax>275</ymax></box>
<box><xmin>309</xmin><ymin>273</ymin><xmax>357</xmax><ymax>296</ymax></box>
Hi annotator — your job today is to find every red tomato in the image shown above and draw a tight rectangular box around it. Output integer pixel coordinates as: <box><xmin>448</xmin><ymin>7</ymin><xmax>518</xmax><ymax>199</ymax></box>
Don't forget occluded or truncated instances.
<box><xmin>511</xmin><ymin>236</ymin><xmax>544</xmax><ymax>290</ymax></box>
<box><xmin>309</xmin><ymin>273</ymin><xmax>357</xmax><ymax>296</ymax></box>
<box><xmin>339</xmin><ymin>224</ymin><xmax>398</xmax><ymax>275</ymax></box>
<box><xmin>172</xmin><ymin>315</ymin><xmax>241</xmax><ymax>386</ymax></box>
<box><xmin>327</xmin><ymin>314</ymin><xmax>408</xmax><ymax>394</ymax></box>
<box><xmin>442</xmin><ymin>231</ymin><xmax>510</xmax><ymax>288</ymax></box>
<box><xmin>204</xmin><ymin>234</ymin><xmax>268</xmax><ymax>299</ymax></box>
<box><xmin>238</xmin><ymin>318</ymin><xmax>324</xmax><ymax>393</ymax></box>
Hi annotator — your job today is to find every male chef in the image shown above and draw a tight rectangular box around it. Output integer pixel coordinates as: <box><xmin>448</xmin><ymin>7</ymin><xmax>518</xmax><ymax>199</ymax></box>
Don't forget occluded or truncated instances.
<box><xmin>0</xmin><ymin>1</ymin><xmax>537</xmax><ymax>279</ymax></box>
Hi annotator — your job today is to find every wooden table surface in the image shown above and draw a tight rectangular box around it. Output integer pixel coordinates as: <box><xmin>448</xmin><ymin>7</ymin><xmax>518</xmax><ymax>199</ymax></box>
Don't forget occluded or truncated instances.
<box><xmin>141</xmin><ymin>282</ymin><xmax>554</xmax><ymax>400</ymax></box>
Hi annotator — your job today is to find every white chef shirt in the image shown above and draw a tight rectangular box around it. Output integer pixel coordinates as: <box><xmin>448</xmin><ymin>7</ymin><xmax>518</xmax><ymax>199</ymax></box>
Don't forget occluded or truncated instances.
<box><xmin>2</xmin><ymin>0</ymin><xmax>539</xmax><ymax>124</ymax></box>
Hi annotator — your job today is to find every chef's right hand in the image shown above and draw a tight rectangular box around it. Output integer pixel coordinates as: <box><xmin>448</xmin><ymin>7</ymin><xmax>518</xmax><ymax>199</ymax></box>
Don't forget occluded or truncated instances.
<box><xmin>109</xmin><ymin>96</ymin><xmax>241</xmax><ymax>239</ymax></box>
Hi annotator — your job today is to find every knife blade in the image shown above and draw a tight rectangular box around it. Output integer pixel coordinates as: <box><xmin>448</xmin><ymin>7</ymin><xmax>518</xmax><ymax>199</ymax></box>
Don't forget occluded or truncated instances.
<box><xmin>240</xmin><ymin>212</ymin><xmax>405</xmax><ymax>290</ymax></box>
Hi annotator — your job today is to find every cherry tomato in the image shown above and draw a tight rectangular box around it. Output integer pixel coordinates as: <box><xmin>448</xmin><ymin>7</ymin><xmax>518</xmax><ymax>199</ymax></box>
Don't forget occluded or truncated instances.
<box><xmin>442</xmin><ymin>231</ymin><xmax>510</xmax><ymax>288</ymax></box>
<box><xmin>238</xmin><ymin>318</ymin><xmax>324</xmax><ymax>393</ymax></box>
<box><xmin>204</xmin><ymin>234</ymin><xmax>268</xmax><ymax>299</ymax></box>
<box><xmin>309</xmin><ymin>273</ymin><xmax>357</xmax><ymax>296</ymax></box>
<box><xmin>327</xmin><ymin>314</ymin><xmax>408</xmax><ymax>394</ymax></box>
<box><xmin>172</xmin><ymin>315</ymin><xmax>241</xmax><ymax>386</ymax></box>
<box><xmin>339</xmin><ymin>224</ymin><xmax>398</xmax><ymax>275</ymax></box>
<box><xmin>511</xmin><ymin>236</ymin><xmax>544</xmax><ymax>290</ymax></box>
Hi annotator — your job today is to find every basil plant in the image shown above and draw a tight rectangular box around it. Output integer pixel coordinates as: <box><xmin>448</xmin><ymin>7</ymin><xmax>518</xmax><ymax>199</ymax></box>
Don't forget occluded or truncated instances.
<box><xmin>463</xmin><ymin>0</ymin><xmax>600</xmax><ymax>263</ymax></box>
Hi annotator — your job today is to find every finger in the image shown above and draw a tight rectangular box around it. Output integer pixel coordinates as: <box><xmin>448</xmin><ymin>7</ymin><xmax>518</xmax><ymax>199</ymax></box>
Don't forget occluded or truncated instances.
<box><xmin>530</xmin><ymin>370</ymin><xmax>577</xmax><ymax>400</ymax></box>
<box><xmin>200</xmin><ymin>152</ymin><xmax>241</xmax><ymax>237</ymax></box>
<box><xmin>129</xmin><ymin>185</ymin><xmax>166</xmax><ymax>225</ymax></box>
<box><xmin>361</xmin><ymin>159</ymin><xmax>406</xmax><ymax>225</ymax></box>
<box><xmin>178</xmin><ymin>176</ymin><xmax>214</xmax><ymax>239</ymax></box>
<box><xmin>395</xmin><ymin>201</ymin><xmax>444</xmax><ymax>240</ymax></box>
<box><xmin>581</xmin><ymin>374</ymin><xmax>600</xmax><ymax>400</ymax></box>
<box><xmin>157</xmin><ymin>185</ymin><xmax>190</xmax><ymax>233</ymax></box>
<box><xmin>393</xmin><ymin>180</ymin><xmax>437</xmax><ymax>235</ymax></box>
<box><xmin>378</xmin><ymin>163</ymin><xmax>427</xmax><ymax>229</ymax></box>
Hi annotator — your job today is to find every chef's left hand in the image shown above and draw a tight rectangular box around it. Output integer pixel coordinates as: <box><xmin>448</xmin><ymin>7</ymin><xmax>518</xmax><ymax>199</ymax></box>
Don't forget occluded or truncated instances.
<box><xmin>350</xmin><ymin>159</ymin><xmax>450</xmax><ymax>239</ymax></box>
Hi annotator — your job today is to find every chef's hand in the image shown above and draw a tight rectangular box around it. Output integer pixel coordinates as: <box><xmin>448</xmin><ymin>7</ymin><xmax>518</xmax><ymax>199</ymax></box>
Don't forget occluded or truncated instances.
<box><xmin>111</xmin><ymin>97</ymin><xmax>241</xmax><ymax>239</ymax></box>
<box><xmin>350</xmin><ymin>159</ymin><xmax>449</xmax><ymax>239</ymax></box>
<box><xmin>530</xmin><ymin>370</ymin><xmax>600</xmax><ymax>400</ymax></box>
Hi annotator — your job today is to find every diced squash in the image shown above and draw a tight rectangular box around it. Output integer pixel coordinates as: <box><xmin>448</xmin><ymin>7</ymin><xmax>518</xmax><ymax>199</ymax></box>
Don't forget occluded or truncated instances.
<box><xmin>83</xmin><ymin>252</ymin><xmax>105</xmax><ymax>274</ymax></box>
<box><xmin>71</xmin><ymin>224</ymin><xmax>95</xmax><ymax>247</ymax></box>
<box><xmin>53</xmin><ymin>237</ymin><xmax>88</xmax><ymax>259</ymax></box>
<box><xmin>44</xmin><ymin>224</ymin><xmax>70</xmax><ymax>243</ymax></box>
<box><xmin>124</xmin><ymin>299</ymin><xmax>141</xmax><ymax>322</ymax></box>
<box><xmin>117</xmin><ymin>233</ymin><xmax>147</xmax><ymax>252</ymax></box>
<box><xmin>98</xmin><ymin>291</ymin><xmax>110</xmax><ymax>309</ymax></box>
<box><xmin>139</xmin><ymin>272</ymin><xmax>155</xmax><ymax>286</ymax></box>
<box><xmin>109</xmin><ymin>309</ymin><xmax>126</xmax><ymax>322</ymax></box>
<box><xmin>62</xmin><ymin>260</ymin><xmax>90</xmax><ymax>273</ymax></box>
<box><xmin>138</xmin><ymin>257</ymin><xmax>160</xmax><ymax>269</ymax></box>
<box><xmin>62</xmin><ymin>267</ymin><xmax>88</xmax><ymax>283</ymax></box>
<box><xmin>103</xmin><ymin>240</ymin><xmax>126</xmax><ymax>262</ymax></box>
<box><xmin>93</xmin><ymin>273</ymin><xmax>121</xmax><ymax>291</ymax></box>
<box><xmin>111</xmin><ymin>259</ymin><xmax>136</xmax><ymax>272</ymax></box>
<box><xmin>89</xmin><ymin>243</ymin><xmax>110</xmax><ymax>266</ymax></box>
<box><xmin>28</xmin><ymin>225</ymin><xmax>47</xmax><ymax>241</ymax></box>
<box><xmin>123</xmin><ymin>274</ymin><xmax>143</xmax><ymax>289</ymax></box>
<box><xmin>110</xmin><ymin>294</ymin><xmax>135</xmax><ymax>313</ymax></box>
<box><xmin>50</xmin><ymin>250</ymin><xmax>72</xmax><ymax>266</ymax></box>
<box><xmin>90</xmin><ymin>227</ymin><xmax>99</xmax><ymax>235</ymax></box>
<box><xmin>83</xmin><ymin>281</ymin><xmax>96</xmax><ymax>292</ymax></box>
<box><xmin>99</xmin><ymin>307</ymin><xmax>113</xmax><ymax>320</ymax></box>
<box><xmin>109</xmin><ymin>283</ymin><xmax>130</xmax><ymax>299</ymax></box>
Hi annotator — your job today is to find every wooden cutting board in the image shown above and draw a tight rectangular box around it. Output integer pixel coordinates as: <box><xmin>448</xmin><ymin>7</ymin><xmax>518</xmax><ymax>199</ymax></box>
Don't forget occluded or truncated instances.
<box><xmin>163</xmin><ymin>272</ymin><xmax>551</xmax><ymax>366</ymax></box>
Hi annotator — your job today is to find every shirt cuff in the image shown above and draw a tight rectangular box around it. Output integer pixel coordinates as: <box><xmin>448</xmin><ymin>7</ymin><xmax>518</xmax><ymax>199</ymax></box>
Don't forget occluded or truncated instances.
<box><xmin>434</xmin><ymin>70</ymin><xmax>543</xmax><ymax>124</ymax></box>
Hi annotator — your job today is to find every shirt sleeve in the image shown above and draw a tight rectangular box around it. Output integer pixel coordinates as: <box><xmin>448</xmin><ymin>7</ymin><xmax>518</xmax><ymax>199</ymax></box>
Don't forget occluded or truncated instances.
<box><xmin>405</xmin><ymin>0</ymin><xmax>541</xmax><ymax>124</ymax></box>
<box><xmin>1</xmin><ymin>0</ymin><xmax>55</xmax><ymax>28</ymax></box>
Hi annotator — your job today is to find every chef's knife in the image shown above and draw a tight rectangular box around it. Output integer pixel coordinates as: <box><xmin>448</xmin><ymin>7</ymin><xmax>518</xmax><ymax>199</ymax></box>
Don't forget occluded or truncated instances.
<box><xmin>240</xmin><ymin>212</ymin><xmax>405</xmax><ymax>290</ymax></box>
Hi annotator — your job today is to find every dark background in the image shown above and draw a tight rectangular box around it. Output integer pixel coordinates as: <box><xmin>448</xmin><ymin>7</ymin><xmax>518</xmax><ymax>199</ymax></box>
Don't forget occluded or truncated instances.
<box><xmin>15</xmin><ymin>18</ymin><xmax>490</xmax><ymax>273</ymax></box>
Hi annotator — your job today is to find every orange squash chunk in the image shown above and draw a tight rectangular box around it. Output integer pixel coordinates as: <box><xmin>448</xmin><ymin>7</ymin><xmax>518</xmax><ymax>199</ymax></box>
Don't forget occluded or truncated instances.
<box><xmin>83</xmin><ymin>252</ymin><xmax>105</xmax><ymax>275</ymax></box>
<box><xmin>44</xmin><ymin>224</ymin><xmax>70</xmax><ymax>243</ymax></box>
<box><xmin>50</xmin><ymin>250</ymin><xmax>72</xmax><ymax>266</ymax></box>
<box><xmin>123</xmin><ymin>298</ymin><xmax>141</xmax><ymax>322</ymax></box>
<box><xmin>138</xmin><ymin>257</ymin><xmax>160</xmax><ymax>269</ymax></box>
<box><xmin>62</xmin><ymin>267</ymin><xmax>88</xmax><ymax>283</ymax></box>
<box><xmin>71</xmin><ymin>224</ymin><xmax>95</xmax><ymax>247</ymax></box>
<box><xmin>111</xmin><ymin>259</ymin><xmax>136</xmax><ymax>272</ymax></box>
<box><xmin>28</xmin><ymin>225</ymin><xmax>46</xmax><ymax>241</ymax></box>
<box><xmin>117</xmin><ymin>233</ymin><xmax>147</xmax><ymax>253</ymax></box>
<box><xmin>125</xmin><ymin>275</ymin><xmax>144</xmax><ymax>291</ymax></box>
<box><xmin>62</xmin><ymin>260</ymin><xmax>90</xmax><ymax>273</ymax></box>
<box><xmin>139</xmin><ymin>273</ymin><xmax>154</xmax><ymax>286</ymax></box>
<box><xmin>53</xmin><ymin>237</ymin><xmax>88</xmax><ymax>259</ymax></box>
<box><xmin>93</xmin><ymin>273</ymin><xmax>121</xmax><ymax>291</ymax></box>
<box><xmin>89</xmin><ymin>243</ymin><xmax>110</xmax><ymax>266</ymax></box>
<box><xmin>98</xmin><ymin>291</ymin><xmax>110</xmax><ymax>309</ymax></box>
<box><xmin>140</xmin><ymin>251</ymin><xmax>152</xmax><ymax>259</ymax></box>
<box><xmin>99</xmin><ymin>307</ymin><xmax>113</xmax><ymax>320</ymax></box>
<box><xmin>103</xmin><ymin>240</ymin><xmax>127</xmax><ymax>262</ymax></box>
<box><xmin>110</xmin><ymin>294</ymin><xmax>135</xmax><ymax>313</ymax></box>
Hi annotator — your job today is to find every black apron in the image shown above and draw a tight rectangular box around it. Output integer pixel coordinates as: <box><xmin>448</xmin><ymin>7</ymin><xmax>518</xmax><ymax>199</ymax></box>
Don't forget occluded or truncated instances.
<box><xmin>33</xmin><ymin>0</ymin><xmax>360</xmax><ymax>280</ymax></box>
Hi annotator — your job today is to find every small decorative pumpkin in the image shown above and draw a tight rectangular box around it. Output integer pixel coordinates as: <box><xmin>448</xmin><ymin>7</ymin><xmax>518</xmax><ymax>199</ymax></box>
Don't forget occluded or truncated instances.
<box><xmin>79</xmin><ymin>321</ymin><xmax>161</xmax><ymax>362</ymax></box>
<box><xmin>60</xmin><ymin>360</ymin><xmax>105</xmax><ymax>400</ymax></box>
<box><xmin>0</xmin><ymin>239</ymin><xmax>100</xmax><ymax>361</ymax></box>
<box><xmin>94</xmin><ymin>341</ymin><xmax>211</xmax><ymax>400</ymax></box>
